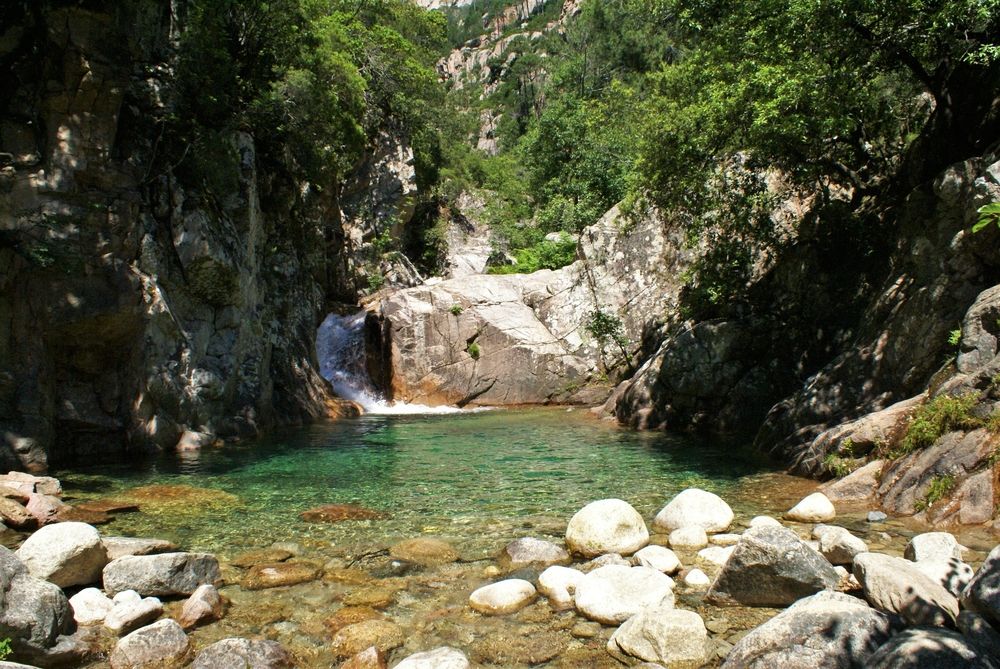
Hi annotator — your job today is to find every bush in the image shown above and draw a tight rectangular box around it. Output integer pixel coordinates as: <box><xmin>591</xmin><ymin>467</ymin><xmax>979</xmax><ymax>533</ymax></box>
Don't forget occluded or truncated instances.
<box><xmin>897</xmin><ymin>392</ymin><xmax>981</xmax><ymax>456</ymax></box>
<box><xmin>467</xmin><ymin>342</ymin><xmax>481</xmax><ymax>359</ymax></box>
<box><xmin>915</xmin><ymin>474</ymin><xmax>957</xmax><ymax>512</ymax></box>
<box><xmin>488</xmin><ymin>236</ymin><xmax>578</xmax><ymax>274</ymax></box>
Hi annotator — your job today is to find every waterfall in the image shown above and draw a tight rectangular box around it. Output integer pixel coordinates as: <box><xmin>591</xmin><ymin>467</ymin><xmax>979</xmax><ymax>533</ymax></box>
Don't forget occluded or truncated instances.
<box><xmin>317</xmin><ymin>311</ymin><xmax>465</xmax><ymax>415</ymax></box>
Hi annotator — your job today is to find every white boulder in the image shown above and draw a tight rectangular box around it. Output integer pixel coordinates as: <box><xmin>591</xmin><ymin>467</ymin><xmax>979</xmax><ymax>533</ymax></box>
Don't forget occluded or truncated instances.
<box><xmin>565</xmin><ymin>499</ymin><xmax>649</xmax><ymax>557</ymax></box>
<box><xmin>653</xmin><ymin>488</ymin><xmax>733</xmax><ymax>532</ymax></box>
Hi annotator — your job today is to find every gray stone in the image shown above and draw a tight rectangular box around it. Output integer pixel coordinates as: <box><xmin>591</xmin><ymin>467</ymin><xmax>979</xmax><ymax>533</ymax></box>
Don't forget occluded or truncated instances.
<box><xmin>102</xmin><ymin>537</ymin><xmax>178</xmax><ymax>562</ymax></box>
<box><xmin>852</xmin><ymin>552</ymin><xmax>958</xmax><ymax>626</ymax></box>
<box><xmin>109</xmin><ymin>619</ymin><xmax>190</xmax><ymax>669</ymax></box>
<box><xmin>669</xmin><ymin>526</ymin><xmax>709</xmax><ymax>549</ymax></box>
<box><xmin>958</xmin><ymin>610</ymin><xmax>1000</xmax><ymax>661</ymax></box>
<box><xmin>537</xmin><ymin>565</ymin><xmax>583</xmax><ymax>611</ymax></box>
<box><xmin>684</xmin><ymin>569</ymin><xmax>710</xmax><ymax>588</ymax></box>
<box><xmin>498</xmin><ymin>538</ymin><xmax>569</xmax><ymax>570</ymax></box>
<box><xmin>580</xmin><ymin>553</ymin><xmax>631</xmax><ymax>572</ymax></box>
<box><xmin>189</xmin><ymin>638</ymin><xmax>293</xmax><ymax>669</ymax></box>
<box><xmin>698</xmin><ymin>545</ymin><xmax>734</xmax><ymax>567</ymax></box>
<box><xmin>721</xmin><ymin>591</ymin><xmax>894</xmax><ymax>669</ymax></box>
<box><xmin>574</xmin><ymin>565</ymin><xmax>675</xmax><ymax>624</ymax></box>
<box><xmin>867</xmin><ymin>511</ymin><xmax>887</xmax><ymax>523</ymax></box>
<box><xmin>0</xmin><ymin>547</ymin><xmax>72</xmax><ymax>652</ymax></box>
<box><xmin>913</xmin><ymin>557</ymin><xmax>973</xmax><ymax>597</ymax></box>
<box><xmin>16</xmin><ymin>521</ymin><xmax>107</xmax><ymax>588</ymax></box>
<box><xmin>104</xmin><ymin>596</ymin><xmax>164</xmax><ymax>635</ymax></box>
<box><xmin>706</xmin><ymin>525</ymin><xmax>839</xmax><ymax>607</ymax></box>
<box><xmin>68</xmin><ymin>587</ymin><xmax>113</xmax><ymax>625</ymax></box>
<box><xmin>865</xmin><ymin>627</ymin><xmax>993</xmax><ymax>669</ymax></box>
<box><xmin>963</xmin><ymin>543</ymin><xmax>1000</xmax><ymax>628</ymax></box>
<box><xmin>468</xmin><ymin>579</ymin><xmax>536</xmax><ymax>615</ymax></box>
<box><xmin>631</xmin><ymin>545</ymin><xmax>681</xmax><ymax>574</ymax></box>
<box><xmin>812</xmin><ymin>525</ymin><xmax>868</xmax><ymax>565</ymax></box>
<box><xmin>653</xmin><ymin>488</ymin><xmax>734</xmax><ymax>533</ymax></box>
<box><xmin>394</xmin><ymin>647</ymin><xmax>470</xmax><ymax>669</ymax></box>
<box><xmin>178</xmin><ymin>584</ymin><xmax>223</xmax><ymax>629</ymax></box>
<box><xmin>565</xmin><ymin>499</ymin><xmax>649</xmax><ymax>557</ymax></box>
<box><xmin>785</xmin><ymin>493</ymin><xmax>836</xmax><ymax>523</ymax></box>
<box><xmin>103</xmin><ymin>552</ymin><xmax>220</xmax><ymax>597</ymax></box>
<box><xmin>904</xmin><ymin>532</ymin><xmax>963</xmax><ymax>562</ymax></box>
<box><xmin>749</xmin><ymin>516</ymin><xmax>783</xmax><ymax>529</ymax></box>
<box><xmin>823</xmin><ymin>460</ymin><xmax>886</xmax><ymax>503</ymax></box>
<box><xmin>607</xmin><ymin>606</ymin><xmax>708</xmax><ymax>666</ymax></box>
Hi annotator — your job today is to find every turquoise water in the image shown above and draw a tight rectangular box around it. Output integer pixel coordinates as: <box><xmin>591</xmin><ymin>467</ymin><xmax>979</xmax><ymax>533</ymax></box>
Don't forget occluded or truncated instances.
<box><xmin>55</xmin><ymin>409</ymin><xmax>805</xmax><ymax>559</ymax></box>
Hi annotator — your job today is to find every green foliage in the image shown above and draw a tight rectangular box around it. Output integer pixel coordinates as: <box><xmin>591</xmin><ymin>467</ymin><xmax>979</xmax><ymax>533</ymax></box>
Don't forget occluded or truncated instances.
<box><xmin>948</xmin><ymin>328</ymin><xmax>963</xmax><ymax>347</ymax></box>
<box><xmin>915</xmin><ymin>474</ymin><xmax>957</xmax><ymax>512</ymax></box>
<box><xmin>973</xmin><ymin>203</ymin><xmax>1000</xmax><ymax>232</ymax></box>
<box><xmin>823</xmin><ymin>453</ymin><xmax>859</xmax><ymax>478</ymax></box>
<box><xmin>449</xmin><ymin>304</ymin><xmax>464</xmax><ymax>316</ymax></box>
<box><xmin>366</xmin><ymin>272</ymin><xmax>385</xmax><ymax>293</ymax></box>
<box><xmin>489</xmin><ymin>235</ymin><xmax>578</xmax><ymax>274</ymax></box>
<box><xmin>467</xmin><ymin>341</ymin><xmax>481</xmax><ymax>359</ymax></box>
<box><xmin>987</xmin><ymin>411</ymin><xmax>1000</xmax><ymax>434</ymax></box>
<box><xmin>897</xmin><ymin>392</ymin><xmax>982</xmax><ymax>456</ymax></box>
<box><xmin>0</xmin><ymin>637</ymin><xmax>11</xmax><ymax>661</ymax></box>
<box><xmin>585</xmin><ymin>308</ymin><xmax>633</xmax><ymax>370</ymax></box>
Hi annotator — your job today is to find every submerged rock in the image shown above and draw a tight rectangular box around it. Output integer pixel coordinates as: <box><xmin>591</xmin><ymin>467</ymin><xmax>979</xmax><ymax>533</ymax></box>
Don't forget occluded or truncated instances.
<box><xmin>324</xmin><ymin>607</ymin><xmax>384</xmax><ymax>635</ymax></box>
<box><xmin>299</xmin><ymin>504</ymin><xmax>387</xmax><ymax>523</ymax></box>
<box><xmin>103</xmin><ymin>552</ymin><xmax>220</xmax><ymax>597</ymax></box>
<box><xmin>242</xmin><ymin>561</ymin><xmax>320</xmax><ymax>590</ymax></box>
<box><xmin>388</xmin><ymin>538</ymin><xmax>459</xmax><ymax>566</ymax></box>
<box><xmin>574</xmin><ymin>565</ymin><xmax>675</xmax><ymax>624</ymax></box>
<box><xmin>16</xmin><ymin>521</ymin><xmax>107</xmax><ymax>587</ymax></box>
<box><xmin>330</xmin><ymin>620</ymin><xmax>404</xmax><ymax>659</ymax></box>
<box><xmin>565</xmin><ymin>499</ymin><xmax>649</xmax><ymax>557</ymax></box>
<box><xmin>189</xmin><ymin>638</ymin><xmax>293</xmax><ymax>669</ymax></box>
<box><xmin>852</xmin><ymin>552</ymin><xmax>958</xmax><ymax>626</ymax></box>
<box><xmin>109</xmin><ymin>619</ymin><xmax>190</xmax><ymax>669</ymax></box>
<box><xmin>469</xmin><ymin>579</ymin><xmax>537</xmax><ymax>615</ymax></box>
<box><xmin>653</xmin><ymin>488</ymin><xmax>734</xmax><ymax>533</ymax></box>
<box><xmin>607</xmin><ymin>606</ymin><xmax>708</xmax><ymax>667</ymax></box>
<box><xmin>498</xmin><ymin>537</ymin><xmax>570</xmax><ymax>570</ymax></box>
<box><xmin>340</xmin><ymin>646</ymin><xmax>386</xmax><ymax>669</ymax></box>
<box><xmin>394</xmin><ymin>647</ymin><xmax>470</xmax><ymax>669</ymax></box>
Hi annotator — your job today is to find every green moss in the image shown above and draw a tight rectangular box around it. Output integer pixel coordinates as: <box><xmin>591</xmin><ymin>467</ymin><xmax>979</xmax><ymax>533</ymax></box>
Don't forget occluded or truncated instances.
<box><xmin>987</xmin><ymin>411</ymin><xmax>1000</xmax><ymax>434</ymax></box>
<box><xmin>914</xmin><ymin>474</ymin><xmax>957</xmax><ymax>513</ymax></box>
<box><xmin>895</xmin><ymin>392</ymin><xmax>981</xmax><ymax>457</ymax></box>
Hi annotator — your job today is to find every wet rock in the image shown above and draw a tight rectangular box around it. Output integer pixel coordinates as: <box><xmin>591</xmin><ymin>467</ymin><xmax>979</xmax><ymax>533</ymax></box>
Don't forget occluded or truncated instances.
<box><xmin>104</xmin><ymin>552</ymin><xmax>220</xmax><ymax>597</ymax></box>
<box><xmin>470</xmin><ymin>630</ymin><xmax>565</xmax><ymax>665</ymax></box>
<box><xmin>852</xmin><ymin>552</ymin><xmax>958</xmax><ymax>626</ymax></box>
<box><xmin>330</xmin><ymin>620</ymin><xmax>404</xmax><ymax>659</ymax></box>
<box><xmin>229</xmin><ymin>549</ymin><xmax>293</xmax><ymax>569</ymax></box>
<box><xmin>865</xmin><ymin>627</ymin><xmax>993</xmax><ymax>669</ymax></box>
<box><xmin>469</xmin><ymin>579</ymin><xmax>537</xmax><ymax>615</ymax></box>
<box><xmin>498</xmin><ymin>537</ymin><xmax>570</xmax><ymax>570</ymax></box>
<box><xmin>102</xmin><ymin>537</ymin><xmax>177</xmax><ymax>561</ymax></box>
<box><xmin>706</xmin><ymin>525</ymin><xmax>839</xmax><ymax>607</ymax></box>
<box><xmin>323</xmin><ymin>567</ymin><xmax>372</xmax><ymax>585</ymax></box>
<box><xmin>669</xmin><ymin>526</ymin><xmax>709</xmax><ymax>549</ymax></box>
<box><xmin>242</xmin><ymin>561</ymin><xmax>320</xmax><ymax>590</ymax></box>
<box><xmin>394</xmin><ymin>647</ymin><xmax>470</xmax><ymax>669</ymax></box>
<box><xmin>16</xmin><ymin>521</ymin><xmax>107</xmax><ymax>587</ymax></box>
<box><xmin>608</xmin><ymin>606</ymin><xmax>708</xmax><ymax>667</ymax></box>
<box><xmin>104</xmin><ymin>596</ymin><xmax>163</xmax><ymax>636</ymax></box>
<box><xmin>913</xmin><ymin>557</ymin><xmax>973</xmax><ymax>597</ymax></box>
<box><xmin>571</xmin><ymin>622</ymin><xmax>602</xmax><ymax>638</ymax></box>
<box><xmin>574</xmin><ymin>565</ymin><xmax>675</xmax><ymax>624</ymax></box>
<box><xmin>565</xmin><ymin>499</ymin><xmax>649</xmax><ymax>557</ymax></box>
<box><xmin>299</xmin><ymin>504</ymin><xmax>387</xmax><ymax>523</ymax></box>
<box><xmin>189</xmin><ymin>638</ymin><xmax>293</xmax><ymax>669</ymax></box>
<box><xmin>68</xmin><ymin>587</ymin><xmax>113</xmax><ymax>625</ymax></box>
<box><xmin>323</xmin><ymin>607</ymin><xmax>384</xmax><ymax>635</ymax></box>
<box><xmin>0</xmin><ymin>497</ymin><xmax>36</xmax><ymax>531</ymax></box>
<box><xmin>73</xmin><ymin>499</ymin><xmax>140</xmax><ymax>515</ymax></box>
<box><xmin>749</xmin><ymin>516</ymin><xmax>783</xmax><ymax>529</ymax></box>
<box><xmin>178</xmin><ymin>584</ymin><xmax>224</xmax><ymax>629</ymax></box>
<box><xmin>698</xmin><ymin>546</ymin><xmax>734</xmax><ymax>567</ymax></box>
<box><xmin>784</xmin><ymin>493</ymin><xmax>836</xmax><ymax>523</ymax></box>
<box><xmin>537</xmin><ymin>565</ymin><xmax>584</xmax><ymax>610</ymax></box>
<box><xmin>812</xmin><ymin>525</ymin><xmax>868</xmax><ymax>565</ymax></box>
<box><xmin>958</xmin><ymin>610</ymin><xmax>1000</xmax><ymax>661</ymax></box>
<box><xmin>684</xmin><ymin>569</ymin><xmax>710</xmax><ymax>588</ymax></box>
<box><xmin>721</xmin><ymin>591</ymin><xmax>894</xmax><ymax>669</ymax></box>
<box><xmin>822</xmin><ymin>460</ymin><xmax>885</xmax><ymax>503</ymax></box>
<box><xmin>388</xmin><ymin>538</ymin><xmax>459</xmax><ymax>566</ymax></box>
<box><xmin>904</xmin><ymin>532</ymin><xmax>963</xmax><ymax>562</ymax></box>
<box><xmin>654</xmin><ymin>488</ymin><xmax>734</xmax><ymax>533</ymax></box>
<box><xmin>632</xmin><ymin>545</ymin><xmax>681</xmax><ymax>574</ymax></box>
<box><xmin>963</xmin><ymin>543</ymin><xmax>1000</xmax><ymax>627</ymax></box>
<box><xmin>343</xmin><ymin>585</ymin><xmax>398</xmax><ymax>609</ymax></box>
<box><xmin>340</xmin><ymin>646</ymin><xmax>386</xmax><ymax>669</ymax></box>
<box><xmin>109</xmin><ymin>619</ymin><xmax>191</xmax><ymax>669</ymax></box>
<box><xmin>867</xmin><ymin>511</ymin><xmax>888</xmax><ymax>523</ymax></box>
<box><xmin>0</xmin><ymin>547</ymin><xmax>72</xmax><ymax>652</ymax></box>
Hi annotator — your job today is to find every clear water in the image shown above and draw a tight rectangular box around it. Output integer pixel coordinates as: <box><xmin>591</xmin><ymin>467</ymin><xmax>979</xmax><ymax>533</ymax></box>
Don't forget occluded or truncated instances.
<box><xmin>55</xmin><ymin>408</ymin><xmax>809</xmax><ymax>560</ymax></box>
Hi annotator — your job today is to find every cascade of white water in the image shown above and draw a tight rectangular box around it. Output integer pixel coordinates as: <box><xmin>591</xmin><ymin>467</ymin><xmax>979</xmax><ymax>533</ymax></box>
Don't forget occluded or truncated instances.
<box><xmin>316</xmin><ymin>311</ymin><xmax>465</xmax><ymax>415</ymax></box>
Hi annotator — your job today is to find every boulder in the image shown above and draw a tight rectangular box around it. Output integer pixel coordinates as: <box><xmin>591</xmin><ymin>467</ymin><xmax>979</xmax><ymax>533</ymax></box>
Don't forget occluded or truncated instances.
<box><xmin>0</xmin><ymin>497</ymin><xmax>37</xmax><ymax>531</ymax></box>
<box><xmin>669</xmin><ymin>526</ymin><xmax>709</xmax><ymax>549</ymax></box>
<box><xmin>785</xmin><ymin>493</ymin><xmax>836</xmax><ymax>522</ymax></box>
<box><xmin>330</xmin><ymin>620</ymin><xmax>404</xmax><ymax>659</ymax></box>
<box><xmin>574</xmin><ymin>565</ymin><xmax>675</xmax><ymax>625</ymax></box>
<box><xmin>340</xmin><ymin>646</ymin><xmax>386</xmax><ymax>669</ymax></box>
<box><xmin>468</xmin><ymin>579</ymin><xmax>537</xmax><ymax>615</ymax></box>
<box><xmin>904</xmin><ymin>532</ymin><xmax>963</xmax><ymax>562</ymax></box>
<box><xmin>242</xmin><ymin>561</ymin><xmax>320</xmax><ymax>590</ymax></box>
<box><xmin>537</xmin><ymin>565</ymin><xmax>584</xmax><ymax>611</ymax></box>
<box><xmin>388</xmin><ymin>538</ymin><xmax>459</xmax><ymax>566</ymax></box>
<box><xmin>498</xmin><ymin>538</ymin><xmax>570</xmax><ymax>570</ymax></box>
<box><xmin>16</xmin><ymin>521</ymin><xmax>107</xmax><ymax>587</ymax></box>
<box><xmin>653</xmin><ymin>488</ymin><xmax>733</xmax><ymax>533</ymax></box>
<box><xmin>102</xmin><ymin>537</ymin><xmax>177</xmax><ymax>561</ymax></box>
<box><xmin>958</xmin><ymin>611</ymin><xmax>1000</xmax><ymax>661</ymax></box>
<box><xmin>103</xmin><ymin>552</ymin><xmax>220</xmax><ymax>597</ymax></box>
<box><xmin>963</xmin><ymin>543</ymin><xmax>1000</xmax><ymax>628</ymax></box>
<box><xmin>299</xmin><ymin>504</ymin><xmax>387</xmax><ymax>523</ymax></box>
<box><xmin>0</xmin><ymin>547</ymin><xmax>72</xmax><ymax>652</ymax></box>
<box><xmin>913</xmin><ymin>557</ymin><xmax>974</xmax><ymax>597</ymax></box>
<box><xmin>565</xmin><ymin>499</ymin><xmax>649</xmax><ymax>557</ymax></box>
<box><xmin>394</xmin><ymin>647</ymin><xmax>471</xmax><ymax>669</ymax></box>
<box><xmin>749</xmin><ymin>516</ymin><xmax>783</xmax><ymax>529</ymax></box>
<box><xmin>580</xmin><ymin>553</ymin><xmax>631</xmax><ymax>572</ymax></box>
<box><xmin>711</xmin><ymin>533</ymin><xmax>742</xmax><ymax>546</ymax></box>
<box><xmin>721</xmin><ymin>591</ymin><xmax>894</xmax><ymax>669</ymax></box>
<box><xmin>109</xmin><ymin>619</ymin><xmax>190</xmax><ymax>669</ymax></box>
<box><xmin>865</xmin><ymin>627</ymin><xmax>993</xmax><ymax>669</ymax></box>
<box><xmin>684</xmin><ymin>569</ymin><xmax>710</xmax><ymax>588</ymax></box>
<box><xmin>104</xmin><ymin>596</ymin><xmax>163</xmax><ymax>636</ymax></box>
<box><xmin>822</xmin><ymin>460</ymin><xmax>885</xmax><ymax>503</ymax></box>
<box><xmin>607</xmin><ymin>606</ymin><xmax>707</xmax><ymax>667</ymax></box>
<box><xmin>706</xmin><ymin>525</ymin><xmax>839</xmax><ymax>607</ymax></box>
<box><xmin>852</xmin><ymin>552</ymin><xmax>958</xmax><ymax>626</ymax></box>
<box><xmin>178</xmin><ymin>584</ymin><xmax>224</xmax><ymax>629</ymax></box>
<box><xmin>812</xmin><ymin>525</ymin><xmax>868</xmax><ymax>565</ymax></box>
<box><xmin>697</xmin><ymin>546</ymin><xmax>734</xmax><ymax>567</ymax></box>
<box><xmin>68</xmin><ymin>587</ymin><xmax>113</xmax><ymax>625</ymax></box>
<box><xmin>24</xmin><ymin>493</ymin><xmax>66</xmax><ymax>526</ymax></box>
<box><xmin>631</xmin><ymin>546</ymin><xmax>681</xmax><ymax>574</ymax></box>
<box><xmin>189</xmin><ymin>638</ymin><xmax>293</xmax><ymax>669</ymax></box>
<box><xmin>867</xmin><ymin>511</ymin><xmax>888</xmax><ymax>522</ymax></box>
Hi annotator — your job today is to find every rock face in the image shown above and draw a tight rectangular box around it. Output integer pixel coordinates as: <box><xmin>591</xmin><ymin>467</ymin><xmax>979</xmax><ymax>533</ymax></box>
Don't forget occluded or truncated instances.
<box><xmin>607</xmin><ymin>606</ymin><xmax>707</xmax><ymax>667</ymax></box>
<box><xmin>852</xmin><ymin>552</ymin><xmax>959</xmax><ymax>626</ymax></box>
<box><xmin>574</xmin><ymin>565</ymin><xmax>675</xmax><ymax>624</ymax></box>
<box><xmin>721</xmin><ymin>591</ymin><xmax>895</xmax><ymax>669</ymax></box>
<box><xmin>189</xmin><ymin>638</ymin><xmax>293</xmax><ymax>669</ymax></box>
<box><xmin>109</xmin><ymin>619</ymin><xmax>190</xmax><ymax>669</ymax></box>
<box><xmin>706</xmin><ymin>525</ymin><xmax>839</xmax><ymax>607</ymax></box>
<box><xmin>16</xmin><ymin>521</ymin><xmax>107</xmax><ymax>587</ymax></box>
<box><xmin>565</xmin><ymin>499</ymin><xmax>649</xmax><ymax>557</ymax></box>
<box><xmin>654</xmin><ymin>488</ymin><xmax>734</xmax><ymax>533</ymax></box>
<box><xmin>103</xmin><ymin>552</ymin><xmax>220</xmax><ymax>597</ymax></box>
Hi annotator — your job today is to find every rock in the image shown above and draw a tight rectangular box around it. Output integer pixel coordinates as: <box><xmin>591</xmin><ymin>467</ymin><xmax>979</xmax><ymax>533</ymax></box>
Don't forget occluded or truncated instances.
<box><xmin>852</xmin><ymin>552</ymin><xmax>958</xmax><ymax>626</ymax></box>
<box><xmin>571</xmin><ymin>622</ymin><xmax>602</xmax><ymax>638</ymax></box>
<box><xmin>565</xmin><ymin>499</ymin><xmax>649</xmax><ymax>557</ymax></box>
<box><xmin>470</xmin><ymin>630</ymin><xmax>565</xmax><ymax>665</ymax></box>
<box><xmin>867</xmin><ymin>511</ymin><xmax>888</xmax><ymax>522</ymax></box>
<box><xmin>103</xmin><ymin>552</ymin><xmax>220</xmax><ymax>597</ymax></box>
<box><xmin>721</xmin><ymin>591</ymin><xmax>894</xmax><ymax>669</ymax></box>
<box><xmin>580</xmin><ymin>553</ymin><xmax>631</xmax><ymax>572</ymax></box>
<box><xmin>785</xmin><ymin>493</ymin><xmax>836</xmax><ymax>522</ymax></box>
<box><xmin>469</xmin><ymin>579</ymin><xmax>537</xmax><ymax>615</ymax></box>
<box><xmin>706</xmin><ymin>525</ymin><xmax>839</xmax><ymax>607</ymax></box>
<box><xmin>68</xmin><ymin>587</ymin><xmax>113</xmax><ymax>625</ymax></box>
<box><xmin>631</xmin><ymin>545</ymin><xmax>681</xmax><ymax>574</ymax></box>
<box><xmin>16</xmin><ymin>521</ymin><xmax>107</xmax><ymax>587</ymax></box>
<box><xmin>865</xmin><ymin>627</ymin><xmax>993</xmax><ymax>669</ymax></box>
<box><xmin>0</xmin><ymin>497</ymin><xmax>36</xmax><ymax>531</ymax></box>
<box><xmin>330</xmin><ymin>620</ymin><xmax>404</xmax><ymax>659</ymax></box>
<box><xmin>189</xmin><ymin>638</ymin><xmax>293</xmax><ymax>669</ymax></box>
<box><xmin>958</xmin><ymin>610</ymin><xmax>1000</xmax><ymax>661</ymax></box>
<box><xmin>913</xmin><ymin>557</ymin><xmax>974</xmax><ymax>597</ymax></box>
<box><xmin>711</xmin><ymin>533</ymin><xmax>742</xmax><ymax>546</ymax></box>
<box><xmin>242</xmin><ymin>561</ymin><xmax>320</xmax><ymax>590</ymax></box>
<box><xmin>0</xmin><ymin>547</ymin><xmax>72</xmax><ymax>652</ymax></box>
<box><xmin>104</xmin><ymin>596</ymin><xmax>163</xmax><ymax>635</ymax></box>
<box><xmin>669</xmin><ymin>526</ymin><xmax>709</xmax><ymax>549</ymax></box>
<box><xmin>229</xmin><ymin>549</ymin><xmax>293</xmax><ymax>568</ymax></box>
<box><xmin>388</xmin><ymin>538</ymin><xmax>459</xmax><ymax>565</ymax></box>
<box><xmin>109</xmin><ymin>619</ymin><xmax>191</xmax><ymax>669</ymax></box>
<box><xmin>102</xmin><ymin>537</ymin><xmax>178</xmax><ymax>561</ymax></box>
<box><xmin>537</xmin><ymin>565</ymin><xmax>584</xmax><ymax>611</ymax></box>
<box><xmin>114</xmin><ymin>590</ymin><xmax>142</xmax><ymax>606</ymax></box>
<box><xmin>653</xmin><ymin>488</ymin><xmax>734</xmax><ymax>533</ymax></box>
<box><xmin>749</xmin><ymin>516</ymin><xmax>783</xmax><ymax>528</ymax></box>
<box><xmin>0</xmin><ymin>473</ymin><xmax>61</xmax><ymax>497</ymax></box>
<box><xmin>904</xmin><ymin>532</ymin><xmax>964</xmax><ymax>562</ymax></box>
<box><xmin>299</xmin><ymin>504</ymin><xmax>387</xmax><ymax>523</ymax></box>
<box><xmin>73</xmin><ymin>499</ymin><xmax>140</xmax><ymax>515</ymax></box>
<box><xmin>324</xmin><ymin>607</ymin><xmax>384</xmax><ymax>635</ymax></box>
<box><xmin>394</xmin><ymin>647</ymin><xmax>470</xmax><ymax>669</ymax></box>
<box><xmin>684</xmin><ymin>569</ymin><xmax>710</xmax><ymax>588</ymax></box>
<box><xmin>24</xmin><ymin>493</ymin><xmax>66</xmax><ymax>525</ymax></box>
<box><xmin>342</xmin><ymin>585</ymin><xmax>398</xmax><ymax>609</ymax></box>
<box><xmin>498</xmin><ymin>537</ymin><xmax>570</xmax><ymax>570</ymax></box>
<box><xmin>574</xmin><ymin>565</ymin><xmax>675</xmax><ymax>625</ymax></box>
<box><xmin>178</xmin><ymin>584</ymin><xmax>223</xmax><ymax>629</ymax></box>
<box><xmin>822</xmin><ymin>460</ymin><xmax>885</xmax><ymax>503</ymax></box>
<box><xmin>340</xmin><ymin>646</ymin><xmax>386</xmax><ymax>669</ymax></box>
<box><xmin>812</xmin><ymin>525</ymin><xmax>868</xmax><ymax>565</ymax></box>
<box><xmin>607</xmin><ymin>606</ymin><xmax>708</xmax><ymax>667</ymax></box>
<box><xmin>963</xmin><ymin>543</ymin><xmax>1000</xmax><ymax>627</ymax></box>
<box><xmin>698</xmin><ymin>546</ymin><xmax>734</xmax><ymax>567</ymax></box>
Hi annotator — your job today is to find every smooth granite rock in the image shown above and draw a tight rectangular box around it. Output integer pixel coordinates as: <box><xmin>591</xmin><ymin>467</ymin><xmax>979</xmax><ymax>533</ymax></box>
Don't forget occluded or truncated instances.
<box><xmin>103</xmin><ymin>552</ymin><xmax>220</xmax><ymax>597</ymax></box>
<box><xmin>574</xmin><ymin>565</ymin><xmax>675</xmax><ymax>624</ymax></box>
<box><xmin>653</xmin><ymin>488</ymin><xmax>734</xmax><ymax>533</ymax></box>
<box><xmin>852</xmin><ymin>552</ymin><xmax>958</xmax><ymax>626</ymax></box>
<box><xmin>565</xmin><ymin>499</ymin><xmax>649</xmax><ymax>557</ymax></box>
<box><xmin>16</xmin><ymin>522</ymin><xmax>107</xmax><ymax>587</ymax></box>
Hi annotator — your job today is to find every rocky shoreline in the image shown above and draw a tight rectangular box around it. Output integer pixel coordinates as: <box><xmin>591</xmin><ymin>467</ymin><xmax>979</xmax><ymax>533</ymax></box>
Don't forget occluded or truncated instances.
<box><xmin>0</xmin><ymin>470</ymin><xmax>998</xmax><ymax>668</ymax></box>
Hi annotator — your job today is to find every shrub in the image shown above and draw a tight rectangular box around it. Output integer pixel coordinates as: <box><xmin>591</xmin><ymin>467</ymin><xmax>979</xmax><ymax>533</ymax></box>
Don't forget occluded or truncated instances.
<box><xmin>823</xmin><ymin>453</ymin><xmax>859</xmax><ymax>478</ymax></box>
<box><xmin>896</xmin><ymin>392</ymin><xmax>981</xmax><ymax>456</ymax></box>
<box><xmin>449</xmin><ymin>304</ymin><xmax>463</xmax><ymax>315</ymax></box>
<box><xmin>915</xmin><ymin>474</ymin><xmax>957</xmax><ymax>512</ymax></box>
<box><xmin>0</xmin><ymin>638</ymin><xmax>10</xmax><ymax>661</ymax></box>
<box><xmin>467</xmin><ymin>342</ymin><xmax>481</xmax><ymax>359</ymax></box>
